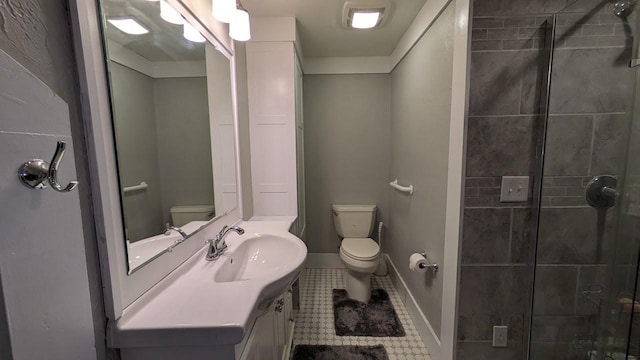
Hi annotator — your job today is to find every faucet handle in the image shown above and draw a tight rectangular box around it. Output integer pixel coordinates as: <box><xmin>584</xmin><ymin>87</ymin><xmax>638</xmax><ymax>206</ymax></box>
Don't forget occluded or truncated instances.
<box><xmin>216</xmin><ymin>225</ymin><xmax>229</xmax><ymax>240</ymax></box>
<box><xmin>164</xmin><ymin>223</ymin><xmax>172</xmax><ymax>235</ymax></box>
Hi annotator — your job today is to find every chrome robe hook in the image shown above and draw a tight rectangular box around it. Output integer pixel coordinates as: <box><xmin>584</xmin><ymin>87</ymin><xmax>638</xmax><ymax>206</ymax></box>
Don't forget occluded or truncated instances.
<box><xmin>18</xmin><ymin>141</ymin><xmax>79</xmax><ymax>192</ymax></box>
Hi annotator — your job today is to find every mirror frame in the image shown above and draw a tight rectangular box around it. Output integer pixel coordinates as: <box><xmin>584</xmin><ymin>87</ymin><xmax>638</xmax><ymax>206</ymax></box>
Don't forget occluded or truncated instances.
<box><xmin>70</xmin><ymin>0</ymin><xmax>243</xmax><ymax>320</ymax></box>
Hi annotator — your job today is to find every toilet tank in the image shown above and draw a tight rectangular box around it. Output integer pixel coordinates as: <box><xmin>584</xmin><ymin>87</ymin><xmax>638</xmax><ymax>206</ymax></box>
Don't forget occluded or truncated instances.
<box><xmin>332</xmin><ymin>204</ymin><xmax>377</xmax><ymax>238</ymax></box>
<box><xmin>170</xmin><ymin>205</ymin><xmax>215</xmax><ymax>227</ymax></box>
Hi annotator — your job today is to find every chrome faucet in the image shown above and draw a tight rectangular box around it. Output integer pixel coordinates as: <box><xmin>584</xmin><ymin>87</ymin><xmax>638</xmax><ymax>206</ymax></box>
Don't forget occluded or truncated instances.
<box><xmin>164</xmin><ymin>223</ymin><xmax>188</xmax><ymax>240</ymax></box>
<box><xmin>206</xmin><ymin>225</ymin><xmax>245</xmax><ymax>261</ymax></box>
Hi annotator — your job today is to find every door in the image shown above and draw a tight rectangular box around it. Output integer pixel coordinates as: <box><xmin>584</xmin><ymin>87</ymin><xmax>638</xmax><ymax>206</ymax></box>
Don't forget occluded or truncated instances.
<box><xmin>527</xmin><ymin>2</ymin><xmax>640</xmax><ymax>359</ymax></box>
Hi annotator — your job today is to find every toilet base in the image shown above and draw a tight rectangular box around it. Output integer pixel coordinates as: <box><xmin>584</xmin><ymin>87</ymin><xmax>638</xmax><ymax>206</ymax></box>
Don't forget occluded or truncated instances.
<box><xmin>345</xmin><ymin>270</ymin><xmax>371</xmax><ymax>303</ymax></box>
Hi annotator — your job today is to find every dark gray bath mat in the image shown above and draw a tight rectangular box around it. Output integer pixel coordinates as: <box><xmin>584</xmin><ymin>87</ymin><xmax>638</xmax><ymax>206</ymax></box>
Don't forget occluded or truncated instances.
<box><xmin>292</xmin><ymin>344</ymin><xmax>389</xmax><ymax>360</ymax></box>
<box><xmin>333</xmin><ymin>289</ymin><xmax>405</xmax><ymax>337</ymax></box>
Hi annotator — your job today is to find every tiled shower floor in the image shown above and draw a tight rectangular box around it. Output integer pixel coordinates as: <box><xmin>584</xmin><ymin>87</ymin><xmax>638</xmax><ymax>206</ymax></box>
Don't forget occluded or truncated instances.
<box><xmin>292</xmin><ymin>268</ymin><xmax>432</xmax><ymax>360</ymax></box>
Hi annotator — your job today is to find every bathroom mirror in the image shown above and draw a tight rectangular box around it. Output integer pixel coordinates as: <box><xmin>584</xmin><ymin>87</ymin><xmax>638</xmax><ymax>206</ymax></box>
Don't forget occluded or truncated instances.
<box><xmin>98</xmin><ymin>0</ymin><xmax>238</xmax><ymax>273</ymax></box>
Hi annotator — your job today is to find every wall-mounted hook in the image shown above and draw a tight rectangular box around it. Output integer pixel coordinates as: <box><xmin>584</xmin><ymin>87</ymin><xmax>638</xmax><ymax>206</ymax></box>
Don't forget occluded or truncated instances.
<box><xmin>47</xmin><ymin>141</ymin><xmax>79</xmax><ymax>192</ymax></box>
<box><xmin>18</xmin><ymin>141</ymin><xmax>79</xmax><ymax>192</ymax></box>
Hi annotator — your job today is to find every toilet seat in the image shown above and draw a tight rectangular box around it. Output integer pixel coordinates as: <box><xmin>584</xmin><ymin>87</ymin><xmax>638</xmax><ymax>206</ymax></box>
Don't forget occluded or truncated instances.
<box><xmin>340</xmin><ymin>238</ymin><xmax>380</xmax><ymax>261</ymax></box>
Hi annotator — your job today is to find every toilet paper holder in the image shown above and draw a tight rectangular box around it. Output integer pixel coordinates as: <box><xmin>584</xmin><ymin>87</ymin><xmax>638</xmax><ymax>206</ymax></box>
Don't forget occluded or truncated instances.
<box><xmin>420</xmin><ymin>252</ymin><xmax>439</xmax><ymax>273</ymax></box>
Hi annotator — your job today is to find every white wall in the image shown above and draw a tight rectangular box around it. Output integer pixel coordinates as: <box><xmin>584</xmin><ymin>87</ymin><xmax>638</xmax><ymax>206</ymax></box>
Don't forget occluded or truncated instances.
<box><xmin>303</xmin><ymin>74</ymin><xmax>391</xmax><ymax>253</ymax></box>
<box><xmin>154</xmin><ymin>76</ymin><xmax>214</xmax><ymax>224</ymax></box>
<box><xmin>388</xmin><ymin>2</ymin><xmax>456</xmax><ymax>338</ymax></box>
<box><xmin>109</xmin><ymin>62</ymin><xmax>165</xmax><ymax>241</ymax></box>
<box><xmin>110</xmin><ymin>63</ymin><xmax>214</xmax><ymax>239</ymax></box>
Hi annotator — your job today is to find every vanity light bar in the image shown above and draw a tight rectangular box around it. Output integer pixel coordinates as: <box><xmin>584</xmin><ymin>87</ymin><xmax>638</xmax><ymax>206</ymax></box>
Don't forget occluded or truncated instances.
<box><xmin>229</xmin><ymin>1</ymin><xmax>251</xmax><ymax>41</ymax></box>
<box><xmin>212</xmin><ymin>0</ymin><xmax>236</xmax><ymax>23</ymax></box>
<box><xmin>183</xmin><ymin>23</ymin><xmax>206</xmax><ymax>43</ymax></box>
<box><xmin>160</xmin><ymin>0</ymin><xmax>186</xmax><ymax>25</ymax></box>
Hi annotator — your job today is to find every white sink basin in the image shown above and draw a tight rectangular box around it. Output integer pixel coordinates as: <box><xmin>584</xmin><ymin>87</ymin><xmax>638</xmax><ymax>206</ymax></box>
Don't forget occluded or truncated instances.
<box><xmin>215</xmin><ymin>233</ymin><xmax>306</xmax><ymax>305</ymax></box>
<box><xmin>109</xmin><ymin>218</ymin><xmax>307</xmax><ymax>349</ymax></box>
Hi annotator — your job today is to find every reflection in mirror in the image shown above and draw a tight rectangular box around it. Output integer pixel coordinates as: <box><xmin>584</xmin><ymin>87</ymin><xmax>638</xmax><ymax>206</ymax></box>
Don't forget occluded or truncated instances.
<box><xmin>98</xmin><ymin>0</ymin><xmax>238</xmax><ymax>273</ymax></box>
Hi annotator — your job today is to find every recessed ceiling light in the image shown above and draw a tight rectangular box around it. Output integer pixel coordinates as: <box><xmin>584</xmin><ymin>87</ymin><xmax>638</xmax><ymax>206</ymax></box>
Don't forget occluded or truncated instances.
<box><xmin>183</xmin><ymin>23</ymin><xmax>206</xmax><ymax>43</ymax></box>
<box><xmin>342</xmin><ymin>0</ymin><xmax>391</xmax><ymax>29</ymax></box>
<box><xmin>350</xmin><ymin>10</ymin><xmax>382</xmax><ymax>29</ymax></box>
<box><xmin>107</xmin><ymin>18</ymin><xmax>149</xmax><ymax>35</ymax></box>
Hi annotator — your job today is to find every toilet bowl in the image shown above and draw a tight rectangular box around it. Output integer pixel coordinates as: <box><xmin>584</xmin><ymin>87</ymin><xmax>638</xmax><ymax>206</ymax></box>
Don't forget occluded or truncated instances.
<box><xmin>332</xmin><ymin>205</ymin><xmax>380</xmax><ymax>303</ymax></box>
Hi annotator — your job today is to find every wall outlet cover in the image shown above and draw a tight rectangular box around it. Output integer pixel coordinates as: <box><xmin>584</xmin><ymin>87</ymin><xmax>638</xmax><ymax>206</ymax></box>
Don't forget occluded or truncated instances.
<box><xmin>493</xmin><ymin>325</ymin><xmax>508</xmax><ymax>347</ymax></box>
<box><xmin>500</xmin><ymin>176</ymin><xmax>529</xmax><ymax>203</ymax></box>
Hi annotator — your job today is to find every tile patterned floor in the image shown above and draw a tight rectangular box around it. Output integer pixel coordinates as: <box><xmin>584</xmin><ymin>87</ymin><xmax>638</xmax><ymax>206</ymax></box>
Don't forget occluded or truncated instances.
<box><xmin>292</xmin><ymin>268</ymin><xmax>432</xmax><ymax>360</ymax></box>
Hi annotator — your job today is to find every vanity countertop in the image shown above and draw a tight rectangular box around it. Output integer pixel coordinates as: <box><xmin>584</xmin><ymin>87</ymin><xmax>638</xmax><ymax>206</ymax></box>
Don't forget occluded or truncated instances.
<box><xmin>108</xmin><ymin>218</ymin><xmax>304</xmax><ymax>348</ymax></box>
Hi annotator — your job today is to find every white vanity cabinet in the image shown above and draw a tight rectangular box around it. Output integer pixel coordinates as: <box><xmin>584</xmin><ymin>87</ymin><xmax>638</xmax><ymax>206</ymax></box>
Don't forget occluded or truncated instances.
<box><xmin>118</xmin><ymin>287</ymin><xmax>296</xmax><ymax>360</ymax></box>
<box><xmin>239</xmin><ymin>288</ymin><xmax>295</xmax><ymax>360</ymax></box>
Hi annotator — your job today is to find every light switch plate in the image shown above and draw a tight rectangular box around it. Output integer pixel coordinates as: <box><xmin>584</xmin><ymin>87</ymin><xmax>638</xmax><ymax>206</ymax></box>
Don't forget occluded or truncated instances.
<box><xmin>493</xmin><ymin>326</ymin><xmax>508</xmax><ymax>347</ymax></box>
<box><xmin>500</xmin><ymin>176</ymin><xmax>529</xmax><ymax>203</ymax></box>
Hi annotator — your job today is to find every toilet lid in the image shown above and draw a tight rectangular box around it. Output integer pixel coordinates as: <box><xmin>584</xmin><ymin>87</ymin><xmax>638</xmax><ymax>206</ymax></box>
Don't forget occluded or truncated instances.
<box><xmin>341</xmin><ymin>238</ymin><xmax>380</xmax><ymax>261</ymax></box>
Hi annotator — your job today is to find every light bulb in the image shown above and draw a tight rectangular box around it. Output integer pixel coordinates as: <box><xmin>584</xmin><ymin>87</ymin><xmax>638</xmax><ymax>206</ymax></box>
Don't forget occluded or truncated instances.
<box><xmin>183</xmin><ymin>23</ymin><xmax>206</xmax><ymax>43</ymax></box>
<box><xmin>229</xmin><ymin>7</ymin><xmax>250</xmax><ymax>41</ymax></box>
<box><xmin>160</xmin><ymin>0</ymin><xmax>185</xmax><ymax>25</ymax></box>
<box><xmin>351</xmin><ymin>11</ymin><xmax>381</xmax><ymax>29</ymax></box>
<box><xmin>212</xmin><ymin>0</ymin><xmax>236</xmax><ymax>23</ymax></box>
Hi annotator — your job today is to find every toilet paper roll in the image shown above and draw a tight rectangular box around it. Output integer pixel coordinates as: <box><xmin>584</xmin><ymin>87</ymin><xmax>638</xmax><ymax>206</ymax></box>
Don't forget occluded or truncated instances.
<box><xmin>409</xmin><ymin>253</ymin><xmax>428</xmax><ymax>273</ymax></box>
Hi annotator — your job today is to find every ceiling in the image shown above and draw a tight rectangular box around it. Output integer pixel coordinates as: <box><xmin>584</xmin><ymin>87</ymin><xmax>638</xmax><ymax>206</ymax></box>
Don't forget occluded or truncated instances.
<box><xmin>241</xmin><ymin>0</ymin><xmax>427</xmax><ymax>57</ymax></box>
<box><xmin>101</xmin><ymin>0</ymin><xmax>427</xmax><ymax>60</ymax></box>
<box><xmin>102</xmin><ymin>0</ymin><xmax>205</xmax><ymax>62</ymax></box>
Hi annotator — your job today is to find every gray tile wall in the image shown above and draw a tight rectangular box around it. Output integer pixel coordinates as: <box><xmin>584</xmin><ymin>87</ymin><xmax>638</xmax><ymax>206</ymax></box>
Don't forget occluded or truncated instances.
<box><xmin>458</xmin><ymin>0</ymin><xmax>635</xmax><ymax>359</ymax></box>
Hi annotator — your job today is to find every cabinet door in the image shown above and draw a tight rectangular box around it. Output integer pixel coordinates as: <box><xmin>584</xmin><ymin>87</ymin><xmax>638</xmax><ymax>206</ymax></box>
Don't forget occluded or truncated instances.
<box><xmin>240</xmin><ymin>340</ymin><xmax>259</xmax><ymax>360</ymax></box>
<box><xmin>249</xmin><ymin>308</ymin><xmax>277</xmax><ymax>360</ymax></box>
<box><xmin>273</xmin><ymin>296</ymin><xmax>286</xmax><ymax>360</ymax></box>
<box><xmin>284</xmin><ymin>288</ymin><xmax>293</xmax><ymax>341</ymax></box>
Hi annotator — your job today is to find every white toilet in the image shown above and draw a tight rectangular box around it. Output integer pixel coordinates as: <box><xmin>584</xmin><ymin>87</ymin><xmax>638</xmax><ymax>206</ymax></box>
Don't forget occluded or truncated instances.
<box><xmin>170</xmin><ymin>205</ymin><xmax>215</xmax><ymax>227</ymax></box>
<box><xmin>332</xmin><ymin>204</ymin><xmax>381</xmax><ymax>303</ymax></box>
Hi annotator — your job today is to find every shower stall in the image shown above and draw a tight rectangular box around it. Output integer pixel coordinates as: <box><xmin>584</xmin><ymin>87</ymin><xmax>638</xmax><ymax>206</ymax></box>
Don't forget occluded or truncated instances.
<box><xmin>459</xmin><ymin>0</ymin><xmax>640</xmax><ymax>359</ymax></box>
<box><xmin>527</xmin><ymin>0</ymin><xmax>640</xmax><ymax>359</ymax></box>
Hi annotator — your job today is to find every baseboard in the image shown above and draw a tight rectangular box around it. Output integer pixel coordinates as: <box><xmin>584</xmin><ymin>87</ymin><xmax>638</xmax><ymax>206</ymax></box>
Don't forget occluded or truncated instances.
<box><xmin>385</xmin><ymin>254</ymin><xmax>442</xmax><ymax>357</ymax></box>
<box><xmin>306</xmin><ymin>253</ymin><xmax>345</xmax><ymax>269</ymax></box>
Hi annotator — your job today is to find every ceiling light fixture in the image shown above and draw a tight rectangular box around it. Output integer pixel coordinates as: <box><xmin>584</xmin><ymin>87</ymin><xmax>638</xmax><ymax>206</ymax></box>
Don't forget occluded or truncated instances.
<box><xmin>229</xmin><ymin>0</ymin><xmax>251</xmax><ymax>41</ymax></box>
<box><xmin>107</xmin><ymin>18</ymin><xmax>149</xmax><ymax>35</ymax></box>
<box><xmin>183</xmin><ymin>23</ymin><xmax>206</xmax><ymax>43</ymax></box>
<box><xmin>342</xmin><ymin>0</ymin><xmax>391</xmax><ymax>29</ymax></box>
<box><xmin>212</xmin><ymin>0</ymin><xmax>237</xmax><ymax>23</ymax></box>
<box><xmin>160</xmin><ymin>0</ymin><xmax>186</xmax><ymax>25</ymax></box>
<box><xmin>350</xmin><ymin>10</ymin><xmax>382</xmax><ymax>29</ymax></box>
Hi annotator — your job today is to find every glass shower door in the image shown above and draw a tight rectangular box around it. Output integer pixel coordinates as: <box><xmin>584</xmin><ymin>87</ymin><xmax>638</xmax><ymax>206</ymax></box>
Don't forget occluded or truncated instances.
<box><xmin>528</xmin><ymin>1</ymin><xmax>640</xmax><ymax>359</ymax></box>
